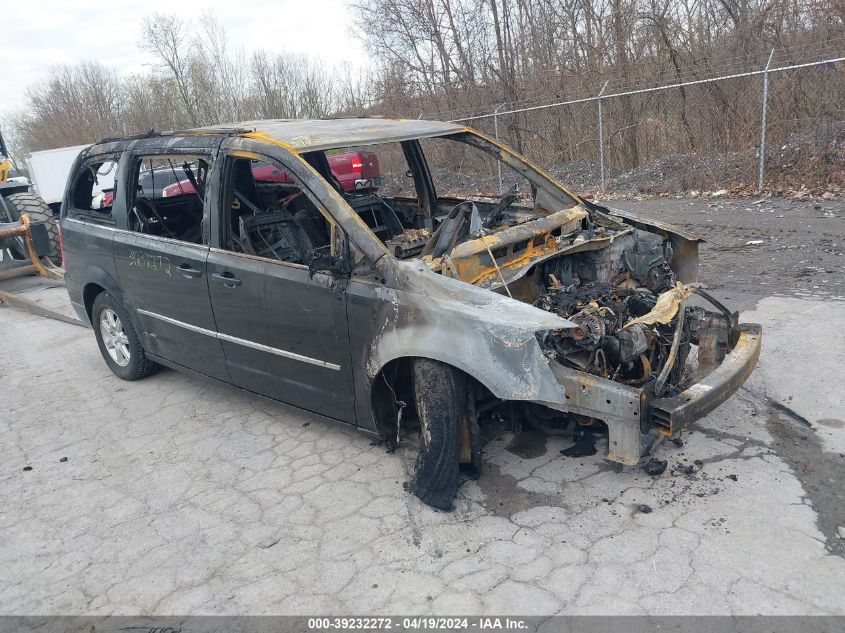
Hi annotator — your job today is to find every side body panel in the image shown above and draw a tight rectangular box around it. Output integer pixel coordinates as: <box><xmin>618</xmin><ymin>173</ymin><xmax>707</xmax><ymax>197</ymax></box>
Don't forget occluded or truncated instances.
<box><xmin>206</xmin><ymin>249</ymin><xmax>357</xmax><ymax>422</ymax></box>
<box><xmin>61</xmin><ymin>219</ymin><xmax>119</xmax><ymax>322</ymax></box>
<box><xmin>345</xmin><ymin>275</ymin><xmax>396</xmax><ymax>433</ymax></box>
<box><xmin>110</xmin><ymin>141</ymin><xmax>229</xmax><ymax>381</ymax></box>
<box><xmin>206</xmin><ymin>139</ymin><xmax>357</xmax><ymax>422</ymax></box>
<box><xmin>112</xmin><ymin>233</ymin><xmax>228</xmax><ymax>380</ymax></box>
<box><xmin>346</xmin><ymin>259</ymin><xmax>577</xmax><ymax>434</ymax></box>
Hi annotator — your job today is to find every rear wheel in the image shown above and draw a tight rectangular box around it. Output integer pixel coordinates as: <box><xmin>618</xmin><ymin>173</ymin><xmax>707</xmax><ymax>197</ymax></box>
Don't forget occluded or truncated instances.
<box><xmin>91</xmin><ymin>293</ymin><xmax>158</xmax><ymax>380</ymax></box>
<box><xmin>410</xmin><ymin>359</ymin><xmax>467</xmax><ymax>510</ymax></box>
<box><xmin>3</xmin><ymin>191</ymin><xmax>61</xmax><ymax>265</ymax></box>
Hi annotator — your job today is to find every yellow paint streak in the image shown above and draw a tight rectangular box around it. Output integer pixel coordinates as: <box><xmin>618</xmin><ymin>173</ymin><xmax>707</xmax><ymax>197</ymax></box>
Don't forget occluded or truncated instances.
<box><xmin>624</xmin><ymin>283</ymin><xmax>694</xmax><ymax>328</ymax></box>
<box><xmin>227</xmin><ymin>150</ymin><xmax>263</xmax><ymax>160</ymax></box>
<box><xmin>243</xmin><ymin>131</ymin><xmax>299</xmax><ymax>153</ymax></box>
<box><xmin>450</xmin><ymin>233</ymin><xmax>558</xmax><ymax>285</ymax></box>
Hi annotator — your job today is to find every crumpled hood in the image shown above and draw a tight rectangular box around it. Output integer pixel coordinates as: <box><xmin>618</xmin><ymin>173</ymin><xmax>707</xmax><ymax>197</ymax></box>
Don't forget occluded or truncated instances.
<box><xmin>390</xmin><ymin>259</ymin><xmax>577</xmax><ymax>331</ymax></box>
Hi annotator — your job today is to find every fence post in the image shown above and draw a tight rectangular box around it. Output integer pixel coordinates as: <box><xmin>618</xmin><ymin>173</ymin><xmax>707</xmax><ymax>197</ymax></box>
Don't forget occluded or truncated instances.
<box><xmin>493</xmin><ymin>102</ymin><xmax>506</xmax><ymax>193</ymax></box>
<box><xmin>758</xmin><ymin>49</ymin><xmax>775</xmax><ymax>193</ymax></box>
<box><xmin>597</xmin><ymin>81</ymin><xmax>609</xmax><ymax>192</ymax></box>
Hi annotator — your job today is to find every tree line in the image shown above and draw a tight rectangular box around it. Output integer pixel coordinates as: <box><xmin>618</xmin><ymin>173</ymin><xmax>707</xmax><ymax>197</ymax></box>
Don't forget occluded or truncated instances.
<box><xmin>354</xmin><ymin>0</ymin><xmax>844</xmax><ymax>171</ymax></box>
<box><xmin>5</xmin><ymin>2</ymin><xmax>844</xmax><ymax>179</ymax></box>
<box><xmin>5</xmin><ymin>13</ymin><xmax>374</xmax><ymax>159</ymax></box>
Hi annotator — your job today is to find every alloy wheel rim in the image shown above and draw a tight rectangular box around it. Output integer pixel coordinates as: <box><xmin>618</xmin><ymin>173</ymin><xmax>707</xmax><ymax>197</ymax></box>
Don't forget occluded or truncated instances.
<box><xmin>99</xmin><ymin>308</ymin><xmax>131</xmax><ymax>367</ymax></box>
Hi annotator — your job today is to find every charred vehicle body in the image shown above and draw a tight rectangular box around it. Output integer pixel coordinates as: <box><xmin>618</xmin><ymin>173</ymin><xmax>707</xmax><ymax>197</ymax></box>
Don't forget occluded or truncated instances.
<box><xmin>60</xmin><ymin>119</ymin><xmax>761</xmax><ymax>510</ymax></box>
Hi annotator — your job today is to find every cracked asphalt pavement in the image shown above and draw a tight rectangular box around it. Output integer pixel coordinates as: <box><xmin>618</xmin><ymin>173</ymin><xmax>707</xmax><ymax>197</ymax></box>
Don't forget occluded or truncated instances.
<box><xmin>1</xmin><ymin>198</ymin><xmax>844</xmax><ymax>615</ymax></box>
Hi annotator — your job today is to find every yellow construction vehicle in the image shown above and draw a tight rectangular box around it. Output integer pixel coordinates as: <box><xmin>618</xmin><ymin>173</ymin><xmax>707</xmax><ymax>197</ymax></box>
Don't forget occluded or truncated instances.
<box><xmin>0</xmin><ymin>128</ymin><xmax>61</xmax><ymax>266</ymax></box>
<box><xmin>1</xmin><ymin>127</ymin><xmax>70</xmax><ymax>325</ymax></box>
<box><xmin>0</xmin><ymin>135</ymin><xmax>9</xmax><ymax>184</ymax></box>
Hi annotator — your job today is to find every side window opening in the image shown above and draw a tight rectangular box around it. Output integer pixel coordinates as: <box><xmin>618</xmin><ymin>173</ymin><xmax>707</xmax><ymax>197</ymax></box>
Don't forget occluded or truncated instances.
<box><xmin>128</xmin><ymin>154</ymin><xmax>208</xmax><ymax>244</ymax></box>
<box><xmin>301</xmin><ymin>143</ymin><xmax>427</xmax><ymax>258</ymax></box>
<box><xmin>419</xmin><ymin>134</ymin><xmax>577</xmax><ymax>228</ymax></box>
<box><xmin>308</xmin><ymin>133</ymin><xmax>579</xmax><ymax>262</ymax></box>
<box><xmin>68</xmin><ymin>158</ymin><xmax>118</xmax><ymax>223</ymax></box>
<box><xmin>221</xmin><ymin>156</ymin><xmax>335</xmax><ymax>266</ymax></box>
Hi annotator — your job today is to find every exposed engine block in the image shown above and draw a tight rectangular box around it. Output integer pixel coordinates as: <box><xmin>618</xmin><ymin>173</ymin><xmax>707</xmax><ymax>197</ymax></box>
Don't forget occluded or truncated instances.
<box><xmin>535</xmin><ymin>231</ymin><xmax>719</xmax><ymax>394</ymax></box>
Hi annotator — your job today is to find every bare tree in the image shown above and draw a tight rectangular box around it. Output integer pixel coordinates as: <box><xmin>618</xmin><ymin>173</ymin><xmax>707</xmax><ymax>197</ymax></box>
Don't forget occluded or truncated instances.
<box><xmin>16</xmin><ymin>62</ymin><xmax>123</xmax><ymax>149</ymax></box>
<box><xmin>140</xmin><ymin>13</ymin><xmax>199</xmax><ymax>125</ymax></box>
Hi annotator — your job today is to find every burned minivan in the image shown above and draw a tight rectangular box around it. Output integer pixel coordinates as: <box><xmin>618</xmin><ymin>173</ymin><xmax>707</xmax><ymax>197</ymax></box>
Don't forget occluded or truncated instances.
<box><xmin>60</xmin><ymin>119</ymin><xmax>761</xmax><ymax>509</ymax></box>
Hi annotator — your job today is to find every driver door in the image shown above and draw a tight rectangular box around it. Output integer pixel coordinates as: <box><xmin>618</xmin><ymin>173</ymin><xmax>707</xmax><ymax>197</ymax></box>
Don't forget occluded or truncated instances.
<box><xmin>206</xmin><ymin>150</ymin><xmax>356</xmax><ymax>422</ymax></box>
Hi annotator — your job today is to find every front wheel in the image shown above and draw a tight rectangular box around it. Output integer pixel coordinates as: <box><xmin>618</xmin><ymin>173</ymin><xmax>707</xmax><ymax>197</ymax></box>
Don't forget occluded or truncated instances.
<box><xmin>91</xmin><ymin>293</ymin><xmax>158</xmax><ymax>380</ymax></box>
<box><xmin>410</xmin><ymin>359</ymin><xmax>467</xmax><ymax>510</ymax></box>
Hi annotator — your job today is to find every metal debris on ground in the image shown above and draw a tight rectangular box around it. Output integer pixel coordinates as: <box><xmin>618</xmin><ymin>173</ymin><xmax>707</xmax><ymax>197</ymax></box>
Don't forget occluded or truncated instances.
<box><xmin>642</xmin><ymin>458</ymin><xmax>668</xmax><ymax>476</ymax></box>
<box><xmin>674</xmin><ymin>463</ymin><xmax>696</xmax><ymax>476</ymax></box>
<box><xmin>561</xmin><ymin>428</ymin><xmax>597</xmax><ymax>458</ymax></box>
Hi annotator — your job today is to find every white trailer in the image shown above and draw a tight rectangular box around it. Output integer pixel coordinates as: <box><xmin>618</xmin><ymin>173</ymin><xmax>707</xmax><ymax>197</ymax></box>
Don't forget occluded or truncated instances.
<box><xmin>25</xmin><ymin>144</ymin><xmax>115</xmax><ymax>209</ymax></box>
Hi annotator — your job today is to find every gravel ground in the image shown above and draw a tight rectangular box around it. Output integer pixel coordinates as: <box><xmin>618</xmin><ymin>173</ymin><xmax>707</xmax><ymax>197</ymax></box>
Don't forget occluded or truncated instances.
<box><xmin>606</xmin><ymin>196</ymin><xmax>845</xmax><ymax>303</ymax></box>
<box><xmin>553</xmin><ymin>123</ymin><xmax>844</xmax><ymax>195</ymax></box>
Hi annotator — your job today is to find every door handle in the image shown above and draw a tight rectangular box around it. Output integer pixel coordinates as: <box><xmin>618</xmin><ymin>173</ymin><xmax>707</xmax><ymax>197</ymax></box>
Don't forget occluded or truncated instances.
<box><xmin>178</xmin><ymin>264</ymin><xmax>202</xmax><ymax>279</ymax></box>
<box><xmin>211</xmin><ymin>272</ymin><xmax>241</xmax><ymax>288</ymax></box>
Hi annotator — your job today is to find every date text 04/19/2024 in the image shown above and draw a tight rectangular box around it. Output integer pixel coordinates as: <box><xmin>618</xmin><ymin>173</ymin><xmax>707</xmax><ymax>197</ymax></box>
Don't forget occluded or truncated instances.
<box><xmin>307</xmin><ymin>617</ymin><xmax>529</xmax><ymax>631</ymax></box>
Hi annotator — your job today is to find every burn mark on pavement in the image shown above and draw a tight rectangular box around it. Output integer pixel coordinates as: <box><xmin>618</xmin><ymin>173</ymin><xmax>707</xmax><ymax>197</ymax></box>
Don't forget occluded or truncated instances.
<box><xmin>506</xmin><ymin>430</ymin><xmax>548</xmax><ymax>459</ymax></box>
<box><xmin>767</xmin><ymin>411</ymin><xmax>845</xmax><ymax>557</ymax></box>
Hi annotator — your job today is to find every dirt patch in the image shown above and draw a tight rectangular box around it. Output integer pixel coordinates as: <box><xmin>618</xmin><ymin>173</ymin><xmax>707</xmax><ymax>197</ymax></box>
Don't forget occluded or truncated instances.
<box><xmin>599</xmin><ymin>124</ymin><xmax>843</xmax><ymax>196</ymax></box>
<box><xmin>506</xmin><ymin>429</ymin><xmax>548</xmax><ymax>459</ymax></box>
<box><xmin>541</xmin><ymin>124</ymin><xmax>844</xmax><ymax>196</ymax></box>
<box><xmin>607</xmin><ymin>151</ymin><xmax>756</xmax><ymax>196</ymax></box>
<box><xmin>547</xmin><ymin>160</ymin><xmax>620</xmax><ymax>194</ymax></box>
<box><xmin>476</xmin><ymin>461</ymin><xmax>566</xmax><ymax>518</ymax></box>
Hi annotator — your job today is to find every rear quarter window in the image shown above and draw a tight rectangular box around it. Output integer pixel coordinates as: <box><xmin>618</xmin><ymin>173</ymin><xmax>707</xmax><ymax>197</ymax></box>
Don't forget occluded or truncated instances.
<box><xmin>67</xmin><ymin>157</ymin><xmax>119</xmax><ymax>224</ymax></box>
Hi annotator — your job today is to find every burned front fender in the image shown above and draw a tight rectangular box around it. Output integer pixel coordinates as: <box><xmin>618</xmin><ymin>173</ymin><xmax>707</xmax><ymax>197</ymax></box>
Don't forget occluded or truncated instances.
<box><xmin>364</xmin><ymin>259</ymin><xmax>576</xmax><ymax>405</ymax></box>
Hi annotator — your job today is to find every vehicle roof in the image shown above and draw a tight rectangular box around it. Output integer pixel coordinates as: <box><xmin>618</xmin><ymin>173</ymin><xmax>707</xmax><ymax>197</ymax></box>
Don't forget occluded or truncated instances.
<box><xmin>190</xmin><ymin>118</ymin><xmax>468</xmax><ymax>152</ymax></box>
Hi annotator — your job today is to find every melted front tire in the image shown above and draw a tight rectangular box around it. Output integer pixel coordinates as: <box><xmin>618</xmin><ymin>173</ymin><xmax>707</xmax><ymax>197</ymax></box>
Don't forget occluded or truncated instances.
<box><xmin>410</xmin><ymin>359</ymin><xmax>467</xmax><ymax>511</ymax></box>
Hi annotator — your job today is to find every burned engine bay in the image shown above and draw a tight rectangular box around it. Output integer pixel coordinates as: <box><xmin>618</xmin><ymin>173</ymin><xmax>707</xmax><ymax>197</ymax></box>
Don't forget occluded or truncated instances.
<box><xmin>532</xmin><ymin>244</ymin><xmax>730</xmax><ymax>397</ymax></box>
<box><xmin>411</xmin><ymin>200</ymin><xmax>734</xmax><ymax>397</ymax></box>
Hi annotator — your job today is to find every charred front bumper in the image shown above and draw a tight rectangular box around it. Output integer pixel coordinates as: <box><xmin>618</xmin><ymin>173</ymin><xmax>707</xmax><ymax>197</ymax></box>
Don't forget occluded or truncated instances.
<box><xmin>544</xmin><ymin>323</ymin><xmax>762</xmax><ymax>464</ymax></box>
<box><xmin>650</xmin><ymin>323</ymin><xmax>761</xmax><ymax>435</ymax></box>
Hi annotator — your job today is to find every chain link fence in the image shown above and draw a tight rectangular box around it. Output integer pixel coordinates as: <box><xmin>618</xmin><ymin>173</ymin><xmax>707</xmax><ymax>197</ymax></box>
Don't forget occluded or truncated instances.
<box><xmin>447</xmin><ymin>53</ymin><xmax>845</xmax><ymax>196</ymax></box>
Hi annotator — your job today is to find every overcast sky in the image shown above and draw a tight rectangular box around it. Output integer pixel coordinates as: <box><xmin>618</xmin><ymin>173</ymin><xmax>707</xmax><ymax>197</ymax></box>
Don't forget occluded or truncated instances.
<box><xmin>2</xmin><ymin>0</ymin><xmax>368</xmax><ymax>116</ymax></box>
